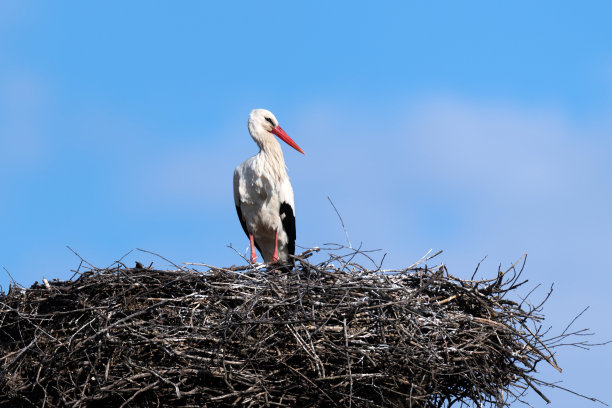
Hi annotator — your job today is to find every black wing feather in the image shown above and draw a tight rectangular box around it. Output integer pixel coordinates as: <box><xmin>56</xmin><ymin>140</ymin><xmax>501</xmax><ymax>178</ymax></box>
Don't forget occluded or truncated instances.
<box><xmin>279</xmin><ymin>202</ymin><xmax>296</xmax><ymax>256</ymax></box>
<box><xmin>235</xmin><ymin>205</ymin><xmax>262</xmax><ymax>254</ymax></box>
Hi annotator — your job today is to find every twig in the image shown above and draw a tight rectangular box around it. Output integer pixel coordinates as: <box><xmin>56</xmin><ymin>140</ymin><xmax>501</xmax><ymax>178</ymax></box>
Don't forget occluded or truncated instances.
<box><xmin>328</xmin><ymin>196</ymin><xmax>352</xmax><ymax>249</ymax></box>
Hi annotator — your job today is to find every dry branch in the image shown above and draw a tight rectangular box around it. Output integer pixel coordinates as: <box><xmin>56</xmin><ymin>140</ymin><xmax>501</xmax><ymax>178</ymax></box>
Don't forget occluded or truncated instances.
<box><xmin>0</xmin><ymin>246</ymin><xmax>603</xmax><ymax>407</ymax></box>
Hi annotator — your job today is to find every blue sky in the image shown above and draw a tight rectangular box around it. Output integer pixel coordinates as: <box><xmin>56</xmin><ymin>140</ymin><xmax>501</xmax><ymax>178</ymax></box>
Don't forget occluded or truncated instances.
<box><xmin>1</xmin><ymin>1</ymin><xmax>611</xmax><ymax>406</ymax></box>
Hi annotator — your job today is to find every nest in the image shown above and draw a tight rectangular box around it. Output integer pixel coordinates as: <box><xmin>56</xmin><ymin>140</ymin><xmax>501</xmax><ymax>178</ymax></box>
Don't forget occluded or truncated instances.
<box><xmin>0</xmin><ymin>247</ymin><xmax>596</xmax><ymax>407</ymax></box>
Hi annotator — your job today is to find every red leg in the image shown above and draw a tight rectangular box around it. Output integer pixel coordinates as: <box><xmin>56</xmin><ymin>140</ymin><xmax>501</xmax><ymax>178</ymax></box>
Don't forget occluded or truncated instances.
<box><xmin>249</xmin><ymin>233</ymin><xmax>258</xmax><ymax>263</ymax></box>
<box><xmin>272</xmin><ymin>231</ymin><xmax>279</xmax><ymax>262</ymax></box>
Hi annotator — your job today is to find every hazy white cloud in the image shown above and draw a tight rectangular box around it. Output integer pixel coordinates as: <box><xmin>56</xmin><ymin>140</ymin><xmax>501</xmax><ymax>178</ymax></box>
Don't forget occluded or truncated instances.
<box><xmin>406</xmin><ymin>98</ymin><xmax>575</xmax><ymax>196</ymax></box>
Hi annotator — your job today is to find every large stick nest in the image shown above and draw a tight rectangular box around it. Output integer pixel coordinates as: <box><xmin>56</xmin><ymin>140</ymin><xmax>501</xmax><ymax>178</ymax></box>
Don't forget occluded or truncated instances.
<box><xmin>0</xmin><ymin>247</ymin><xmax>595</xmax><ymax>407</ymax></box>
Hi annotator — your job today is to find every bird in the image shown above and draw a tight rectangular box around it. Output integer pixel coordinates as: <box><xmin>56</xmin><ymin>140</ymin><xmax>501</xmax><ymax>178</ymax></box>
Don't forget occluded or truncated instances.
<box><xmin>233</xmin><ymin>109</ymin><xmax>304</xmax><ymax>265</ymax></box>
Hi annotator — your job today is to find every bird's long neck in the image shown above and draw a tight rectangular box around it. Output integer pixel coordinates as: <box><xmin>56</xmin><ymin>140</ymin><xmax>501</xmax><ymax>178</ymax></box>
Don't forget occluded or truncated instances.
<box><xmin>256</xmin><ymin>137</ymin><xmax>288</xmax><ymax>183</ymax></box>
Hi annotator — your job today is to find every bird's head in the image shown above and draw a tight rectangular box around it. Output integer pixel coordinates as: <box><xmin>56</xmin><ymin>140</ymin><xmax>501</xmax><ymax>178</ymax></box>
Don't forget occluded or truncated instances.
<box><xmin>248</xmin><ymin>109</ymin><xmax>305</xmax><ymax>154</ymax></box>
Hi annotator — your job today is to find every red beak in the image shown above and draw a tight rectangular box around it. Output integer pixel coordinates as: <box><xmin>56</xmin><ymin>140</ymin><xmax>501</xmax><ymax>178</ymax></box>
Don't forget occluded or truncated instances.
<box><xmin>271</xmin><ymin>126</ymin><xmax>305</xmax><ymax>154</ymax></box>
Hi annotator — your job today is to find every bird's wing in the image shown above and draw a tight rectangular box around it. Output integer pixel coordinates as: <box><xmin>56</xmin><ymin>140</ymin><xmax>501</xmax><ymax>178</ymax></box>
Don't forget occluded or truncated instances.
<box><xmin>234</xmin><ymin>165</ymin><xmax>263</xmax><ymax>254</ymax></box>
<box><xmin>233</xmin><ymin>167</ymin><xmax>242</xmax><ymax>208</ymax></box>
<box><xmin>233</xmin><ymin>168</ymin><xmax>250</xmax><ymax>239</ymax></box>
<box><xmin>278</xmin><ymin>177</ymin><xmax>296</xmax><ymax>256</ymax></box>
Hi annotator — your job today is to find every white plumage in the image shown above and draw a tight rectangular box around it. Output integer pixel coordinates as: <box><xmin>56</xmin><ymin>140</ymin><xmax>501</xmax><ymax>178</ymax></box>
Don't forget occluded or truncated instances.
<box><xmin>233</xmin><ymin>109</ymin><xmax>304</xmax><ymax>263</ymax></box>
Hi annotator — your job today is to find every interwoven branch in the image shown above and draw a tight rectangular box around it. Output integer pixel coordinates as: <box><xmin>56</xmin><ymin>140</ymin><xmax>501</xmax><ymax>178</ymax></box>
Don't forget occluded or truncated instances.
<box><xmin>0</xmin><ymin>247</ymin><xmax>602</xmax><ymax>407</ymax></box>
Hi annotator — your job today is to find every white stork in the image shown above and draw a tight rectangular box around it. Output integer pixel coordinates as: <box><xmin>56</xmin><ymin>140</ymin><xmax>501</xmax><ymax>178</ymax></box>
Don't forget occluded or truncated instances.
<box><xmin>233</xmin><ymin>109</ymin><xmax>305</xmax><ymax>264</ymax></box>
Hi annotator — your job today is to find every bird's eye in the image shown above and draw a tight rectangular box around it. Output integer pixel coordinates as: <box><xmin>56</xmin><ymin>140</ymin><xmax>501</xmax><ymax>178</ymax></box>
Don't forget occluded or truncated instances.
<box><xmin>265</xmin><ymin>117</ymin><xmax>275</xmax><ymax>127</ymax></box>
